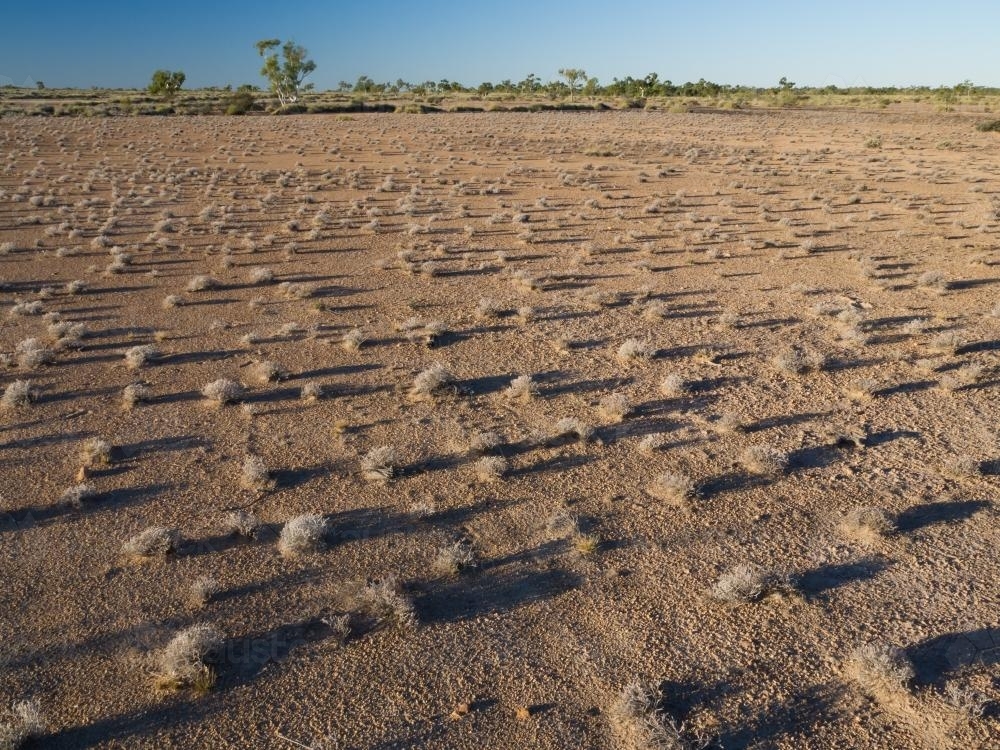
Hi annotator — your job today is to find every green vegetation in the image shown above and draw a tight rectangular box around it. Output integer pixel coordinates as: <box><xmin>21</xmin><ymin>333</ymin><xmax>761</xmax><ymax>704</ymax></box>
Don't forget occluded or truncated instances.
<box><xmin>147</xmin><ymin>70</ymin><xmax>185</xmax><ymax>100</ymax></box>
<box><xmin>3</xmin><ymin>70</ymin><xmax>999</xmax><ymax>117</ymax></box>
<box><xmin>255</xmin><ymin>39</ymin><xmax>315</xmax><ymax>107</ymax></box>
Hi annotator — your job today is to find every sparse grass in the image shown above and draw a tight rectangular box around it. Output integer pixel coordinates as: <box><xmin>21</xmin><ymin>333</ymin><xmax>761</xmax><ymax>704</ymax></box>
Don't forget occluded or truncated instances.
<box><xmin>474</xmin><ymin>455</ymin><xmax>508</xmax><ymax>482</ymax></box>
<box><xmin>80</xmin><ymin>437</ymin><xmax>114</xmax><ymax>467</ymax></box>
<box><xmin>839</xmin><ymin>506</ymin><xmax>895</xmax><ymax>544</ymax></box>
<box><xmin>1</xmin><ymin>380</ymin><xmax>38</xmax><ymax>409</ymax></box>
<box><xmin>122</xmin><ymin>526</ymin><xmax>181</xmax><ymax>559</ymax></box>
<box><xmin>608</xmin><ymin>679</ymin><xmax>707</xmax><ymax>750</ymax></box>
<box><xmin>240</xmin><ymin>455</ymin><xmax>276</xmax><ymax>492</ymax></box>
<box><xmin>544</xmin><ymin>508</ymin><xmax>581</xmax><ymax>540</ymax></box>
<box><xmin>711</xmin><ymin>563</ymin><xmax>790</xmax><ymax>603</ymax></box>
<box><xmin>505</xmin><ymin>374</ymin><xmax>538</xmax><ymax>402</ymax></box>
<box><xmin>0</xmin><ymin>699</ymin><xmax>45</xmax><ymax>749</ymax></box>
<box><xmin>617</xmin><ymin>337</ymin><xmax>656</xmax><ymax>362</ymax></box>
<box><xmin>648</xmin><ymin>472</ymin><xmax>696</xmax><ymax>508</ymax></box>
<box><xmin>201</xmin><ymin>378</ymin><xmax>244</xmax><ymax>405</ymax></box>
<box><xmin>300</xmin><ymin>381</ymin><xmax>324</xmax><ymax>401</ymax></box>
<box><xmin>772</xmin><ymin>347</ymin><xmax>825</xmax><ymax>375</ymax></box>
<box><xmin>849</xmin><ymin>641</ymin><xmax>915</xmax><ymax>695</ymax></box>
<box><xmin>552</xmin><ymin>417</ymin><xmax>593</xmax><ymax>443</ymax></box>
<box><xmin>187</xmin><ymin>576</ymin><xmax>222</xmax><ymax>608</ymax></box>
<box><xmin>432</xmin><ymin>540</ymin><xmax>476</xmax><ymax>577</ymax></box>
<box><xmin>223</xmin><ymin>510</ymin><xmax>261</xmax><ymax>539</ymax></box>
<box><xmin>186</xmin><ymin>275</ymin><xmax>219</xmax><ymax>292</ymax></box>
<box><xmin>598</xmin><ymin>393</ymin><xmax>631</xmax><ymax>422</ymax></box>
<box><xmin>740</xmin><ymin>444</ymin><xmax>788</xmax><ymax>476</ymax></box>
<box><xmin>410</xmin><ymin>362</ymin><xmax>455</xmax><ymax>399</ymax></box>
<box><xmin>59</xmin><ymin>483</ymin><xmax>96</xmax><ymax>509</ymax></box>
<box><xmin>659</xmin><ymin>374</ymin><xmax>687</xmax><ymax>397</ymax></box>
<box><xmin>361</xmin><ymin>445</ymin><xmax>399</xmax><ymax>481</ymax></box>
<box><xmin>277</xmin><ymin>513</ymin><xmax>328</xmax><ymax>557</ymax></box>
<box><xmin>124</xmin><ymin>344</ymin><xmax>158</xmax><ymax>370</ymax></box>
<box><xmin>341</xmin><ymin>328</ymin><xmax>367</xmax><ymax>352</ymax></box>
<box><xmin>356</xmin><ymin>576</ymin><xmax>416</xmax><ymax>629</ymax></box>
<box><xmin>468</xmin><ymin>430</ymin><xmax>503</xmax><ymax>455</ymax></box>
<box><xmin>153</xmin><ymin>624</ymin><xmax>224</xmax><ymax>693</ymax></box>
<box><xmin>250</xmin><ymin>360</ymin><xmax>288</xmax><ymax>384</ymax></box>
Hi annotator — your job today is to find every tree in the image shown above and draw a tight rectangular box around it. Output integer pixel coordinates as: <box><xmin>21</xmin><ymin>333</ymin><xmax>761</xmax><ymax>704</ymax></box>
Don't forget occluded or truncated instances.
<box><xmin>148</xmin><ymin>70</ymin><xmax>185</xmax><ymax>99</ymax></box>
<box><xmin>35</xmin><ymin>81</ymin><xmax>45</xmax><ymax>90</ymax></box>
<box><xmin>255</xmin><ymin>39</ymin><xmax>316</xmax><ymax>107</ymax></box>
<box><xmin>558</xmin><ymin>68</ymin><xmax>586</xmax><ymax>100</ymax></box>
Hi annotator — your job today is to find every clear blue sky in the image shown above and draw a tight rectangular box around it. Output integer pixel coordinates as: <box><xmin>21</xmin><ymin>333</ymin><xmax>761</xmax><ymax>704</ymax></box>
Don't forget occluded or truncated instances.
<box><xmin>1</xmin><ymin>1</ymin><xmax>997</xmax><ymax>90</ymax></box>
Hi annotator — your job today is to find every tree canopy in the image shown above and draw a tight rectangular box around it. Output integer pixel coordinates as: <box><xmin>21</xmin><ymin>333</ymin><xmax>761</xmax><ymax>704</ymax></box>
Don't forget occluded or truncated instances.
<box><xmin>256</xmin><ymin>39</ymin><xmax>316</xmax><ymax>107</ymax></box>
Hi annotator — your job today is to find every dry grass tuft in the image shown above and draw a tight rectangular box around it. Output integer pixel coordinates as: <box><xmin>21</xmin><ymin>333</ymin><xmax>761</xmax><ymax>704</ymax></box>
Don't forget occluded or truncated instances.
<box><xmin>432</xmin><ymin>540</ymin><xmax>476</xmax><ymax>577</ymax></box>
<box><xmin>711</xmin><ymin>563</ymin><xmax>790</xmax><ymax>603</ymax></box>
<box><xmin>839</xmin><ymin>507</ymin><xmax>895</xmax><ymax>544</ymax></box>
<box><xmin>188</xmin><ymin>576</ymin><xmax>222</xmax><ymax>608</ymax></box>
<box><xmin>1</xmin><ymin>380</ymin><xmax>38</xmax><ymax>409</ymax></box>
<box><xmin>608</xmin><ymin>679</ymin><xmax>707</xmax><ymax>750</ymax></box>
<box><xmin>356</xmin><ymin>576</ymin><xmax>417</xmax><ymax>629</ymax></box>
<box><xmin>240</xmin><ymin>455</ymin><xmax>276</xmax><ymax>492</ymax></box>
<box><xmin>740</xmin><ymin>444</ymin><xmax>788</xmax><ymax>476</ymax></box>
<box><xmin>410</xmin><ymin>362</ymin><xmax>455</xmax><ymax>399</ymax></box>
<box><xmin>201</xmin><ymin>378</ymin><xmax>244</xmax><ymax>405</ymax></box>
<box><xmin>474</xmin><ymin>455</ymin><xmax>508</xmax><ymax>482</ymax></box>
<box><xmin>153</xmin><ymin>624</ymin><xmax>224</xmax><ymax>693</ymax></box>
<box><xmin>124</xmin><ymin>344</ymin><xmax>159</xmax><ymax>370</ymax></box>
<box><xmin>361</xmin><ymin>445</ymin><xmax>399</xmax><ymax>481</ymax></box>
<box><xmin>277</xmin><ymin>513</ymin><xmax>328</xmax><ymax>557</ymax></box>
<box><xmin>0</xmin><ymin>699</ymin><xmax>45</xmax><ymax>749</ymax></box>
<box><xmin>505</xmin><ymin>374</ymin><xmax>538</xmax><ymax>402</ymax></box>
<box><xmin>123</xmin><ymin>526</ymin><xmax>182</xmax><ymax>559</ymax></box>
<box><xmin>598</xmin><ymin>393</ymin><xmax>631</xmax><ymax>422</ymax></box>
<box><xmin>647</xmin><ymin>472</ymin><xmax>696</xmax><ymax>507</ymax></box>
<box><xmin>80</xmin><ymin>438</ymin><xmax>114</xmax><ymax>467</ymax></box>
<box><xmin>122</xmin><ymin>383</ymin><xmax>153</xmax><ymax>409</ymax></box>
<box><xmin>224</xmin><ymin>510</ymin><xmax>261</xmax><ymax>539</ymax></box>
<box><xmin>617</xmin><ymin>338</ymin><xmax>656</xmax><ymax>363</ymax></box>
<box><xmin>848</xmin><ymin>641</ymin><xmax>915</xmax><ymax>695</ymax></box>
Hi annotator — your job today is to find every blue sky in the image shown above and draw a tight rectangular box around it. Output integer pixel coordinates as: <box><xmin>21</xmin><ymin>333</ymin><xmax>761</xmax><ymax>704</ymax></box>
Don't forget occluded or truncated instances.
<box><xmin>1</xmin><ymin>1</ymin><xmax>998</xmax><ymax>89</ymax></box>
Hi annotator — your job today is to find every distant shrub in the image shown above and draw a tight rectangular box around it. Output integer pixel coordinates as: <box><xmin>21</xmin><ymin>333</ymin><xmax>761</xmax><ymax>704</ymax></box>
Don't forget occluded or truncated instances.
<box><xmin>975</xmin><ymin>119</ymin><xmax>1000</xmax><ymax>132</ymax></box>
<box><xmin>225</xmin><ymin>90</ymin><xmax>257</xmax><ymax>115</ymax></box>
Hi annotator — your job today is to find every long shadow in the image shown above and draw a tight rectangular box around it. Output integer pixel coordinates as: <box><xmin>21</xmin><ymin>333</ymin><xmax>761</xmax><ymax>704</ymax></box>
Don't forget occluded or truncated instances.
<box><xmin>0</xmin><ymin>429</ymin><xmax>92</xmax><ymax>451</ymax></box>
<box><xmin>698</xmin><ymin>471</ymin><xmax>773</xmax><ymax>498</ymax></box>
<box><xmin>788</xmin><ymin>443</ymin><xmax>842</xmax><ymax>471</ymax></box>
<box><xmin>542</xmin><ymin>376</ymin><xmax>631</xmax><ymax>398</ymax></box>
<box><xmin>153</xmin><ymin>389</ymin><xmax>201</xmax><ymax>405</ymax></box>
<box><xmin>120</xmin><ymin>435</ymin><xmax>209</xmax><ymax>457</ymax></box>
<box><xmin>271</xmin><ymin>464</ymin><xmax>331</xmax><ymax>490</ymax></box>
<box><xmin>718</xmin><ymin>682</ymin><xmax>851</xmax><ymax>749</ymax></box>
<box><xmin>958</xmin><ymin>339</ymin><xmax>1000</xmax><ymax>354</ymax></box>
<box><xmin>907</xmin><ymin>627</ymin><xmax>1000</xmax><ymax>687</ymax></box>
<box><xmin>744</xmin><ymin>412</ymin><xmax>828</xmax><ymax>433</ymax></box>
<box><xmin>874</xmin><ymin>380</ymin><xmax>937</xmax><ymax>398</ymax></box>
<box><xmin>157</xmin><ymin>349</ymin><xmax>243</xmax><ymax>366</ymax></box>
<box><xmin>415</xmin><ymin>565</ymin><xmax>581</xmax><ymax>624</ymax></box>
<box><xmin>948</xmin><ymin>278</ymin><xmax>1000</xmax><ymax>291</ymax></box>
<box><xmin>796</xmin><ymin>558</ymin><xmax>892</xmax><ymax>600</ymax></box>
<box><xmin>864</xmin><ymin>429</ymin><xmax>921</xmax><ymax>447</ymax></box>
<box><xmin>296</xmin><ymin>363</ymin><xmax>381</xmax><ymax>379</ymax></box>
<box><xmin>894</xmin><ymin>499</ymin><xmax>991</xmax><ymax>533</ymax></box>
<box><xmin>458</xmin><ymin>373</ymin><xmax>512</xmax><ymax>396</ymax></box>
<box><xmin>511</xmin><ymin>453</ymin><xmax>595</xmax><ymax>477</ymax></box>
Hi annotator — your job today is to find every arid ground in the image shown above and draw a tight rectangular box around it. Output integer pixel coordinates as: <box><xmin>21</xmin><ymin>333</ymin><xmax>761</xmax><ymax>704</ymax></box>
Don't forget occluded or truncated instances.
<box><xmin>1</xmin><ymin>109</ymin><xmax>998</xmax><ymax>749</ymax></box>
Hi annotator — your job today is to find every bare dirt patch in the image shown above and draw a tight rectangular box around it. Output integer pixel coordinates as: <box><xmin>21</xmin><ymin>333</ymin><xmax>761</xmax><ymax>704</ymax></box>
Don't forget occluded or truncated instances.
<box><xmin>1</xmin><ymin>110</ymin><xmax>998</xmax><ymax>748</ymax></box>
